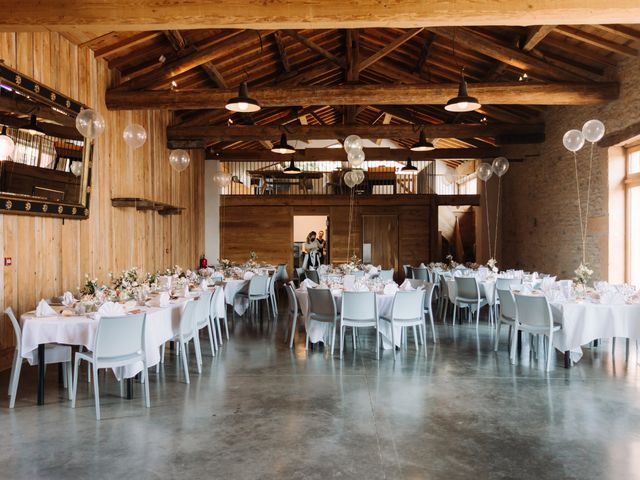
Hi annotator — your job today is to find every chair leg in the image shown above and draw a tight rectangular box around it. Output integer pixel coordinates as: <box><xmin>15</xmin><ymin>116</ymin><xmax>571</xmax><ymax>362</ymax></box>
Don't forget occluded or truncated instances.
<box><xmin>475</xmin><ymin>302</ymin><xmax>480</xmax><ymax>329</ymax></box>
<box><xmin>8</xmin><ymin>354</ymin><xmax>22</xmax><ymax>408</ymax></box>
<box><xmin>331</xmin><ymin>324</ymin><xmax>336</xmax><ymax>356</ymax></box>
<box><xmin>412</xmin><ymin>326</ymin><xmax>419</xmax><ymax>350</ymax></box>
<box><xmin>119</xmin><ymin>368</ymin><xmax>125</xmax><ymax>398</ymax></box>
<box><xmin>376</xmin><ymin>323</ymin><xmax>380</xmax><ymax>360</ymax></box>
<box><xmin>224</xmin><ymin>315</ymin><xmax>230</xmax><ymax>341</ymax></box>
<box><xmin>8</xmin><ymin>350</ymin><xmax>17</xmax><ymax>396</ymax></box>
<box><xmin>429</xmin><ymin>310</ymin><xmax>436</xmax><ymax>343</ymax></box>
<box><xmin>215</xmin><ymin>317</ymin><xmax>223</xmax><ymax>347</ymax></box>
<box><xmin>142</xmin><ymin>364</ymin><xmax>150</xmax><ymax>408</ymax></box>
<box><xmin>510</xmin><ymin>328</ymin><xmax>518</xmax><ymax>365</ymax></box>
<box><xmin>71</xmin><ymin>355</ymin><xmax>81</xmax><ymax>408</ymax></box>
<box><xmin>340</xmin><ymin>324</ymin><xmax>345</xmax><ymax>360</ymax></box>
<box><xmin>92</xmin><ymin>365</ymin><xmax>101</xmax><ymax>420</ymax></box>
<box><xmin>193</xmin><ymin>336</ymin><xmax>203</xmax><ymax>374</ymax></box>
<box><xmin>66</xmin><ymin>361</ymin><xmax>73</xmax><ymax>399</ymax></box>
<box><xmin>289</xmin><ymin>315</ymin><xmax>297</xmax><ymax>349</ymax></box>
<box><xmin>452</xmin><ymin>304</ymin><xmax>457</xmax><ymax>325</ymax></box>
<box><xmin>206</xmin><ymin>322</ymin><xmax>215</xmax><ymax>356</ymax></box>
<box><xmin>180</xmin><ymin>341</ymin><xmax>190</xmax><ymax>384</ymax></box>
<box><xmin>494</xmin><ymin>321</ymin><xmax>502</xmax><ymax>352</ymax></box>
<box><xmin>391</xmin><ymin>321</ymin><xmax>396</xmax><ymax>361</ymax></box>
<box><xmin>546</xmin><ymin>333</ymin><xmax>554</xmax><ymax>372</ymax></box>
<box><xmin>352</xmin><ymin>327</ymin><xmax>357</xmax><ymax>350</ymax></box>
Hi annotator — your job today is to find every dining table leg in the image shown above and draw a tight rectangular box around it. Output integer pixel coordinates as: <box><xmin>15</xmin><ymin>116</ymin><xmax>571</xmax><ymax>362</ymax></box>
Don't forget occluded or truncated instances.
<box><xmin>37</xmin><ymin>343</ymin><xmax>45</xmax><ymax>405</ymax></box>
<box><xmin>564</xmin><ymin>351</ymin><xmax>571</xmax><ymax>368</ymax></box>
<box><xmin>126</xmin><ymin>378</ymin><xmax>133</xmax><ymax>400</ymax></box>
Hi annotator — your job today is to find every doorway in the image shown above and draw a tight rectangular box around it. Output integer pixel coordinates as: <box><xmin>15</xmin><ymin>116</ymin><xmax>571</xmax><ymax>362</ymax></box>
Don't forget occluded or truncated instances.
<box><xmin>437</xmin><ymin>205</ymin><xmax>477</xmax><ymax>263</ymax></box>
<box><xmin>362</xmin><ymin>215</ymin><xmax>399</xmax><ymax>270</ymax></box>
<box><xmin>293</xmin><ymin>215</ymin><xmax>329</xmax><ymax>269</ymax></box>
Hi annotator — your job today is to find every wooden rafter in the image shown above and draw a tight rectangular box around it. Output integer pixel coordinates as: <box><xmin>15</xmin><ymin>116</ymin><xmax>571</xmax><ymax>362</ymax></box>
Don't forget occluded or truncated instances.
<box><xmin>521</xmin><ymin>25</ymin><xmax>556</xmax><ymax>51</ymax></box>
<box><xmin>282</xmin><ymin>30</ymin><xmax>346</xmax><ymax>69</ymax></box>
<box><xmin>93</xmin><ymin>31</ymin><xmax>159</xmax><ymax>58</ymax></box>
<box><xmin>273</xmin><ymin>31</ymin><xmax>291</xmax><ymax>73</ymax></box>
<box><xmin>555</xmin><ymin>26</ymin><xmax>639</xmax><ymax>57</ymax></box>
<box><xmin>358</xmin><ymin>28</ymin><xmax>424</xmax><ymax>72</ymax></box>
<box><xmin>594</xmin><ymin>24</ymin><xmax>640</xmax><ymax>43</ymax></box>
<box><xmin>414</xmin><ymin>31</ymin><xmax>436</xmax><ymax>73</ymax></box>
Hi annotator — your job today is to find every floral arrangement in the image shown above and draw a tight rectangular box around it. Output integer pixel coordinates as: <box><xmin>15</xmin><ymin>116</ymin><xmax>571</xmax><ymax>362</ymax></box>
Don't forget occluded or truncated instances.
<box><xmin>574</xmin><ymin>262</ymin><xmax>593</xmax><ymax>286</ymax></box>
<box><xmin>244</xmin><ymin>251</ymin><xmax>259</xmax><ymax>268</ymax></box>
<box><xmin>487</xmin><ymin>258</ymin><xmax>498</xmax><ymax>273</ymax></box>
<box><xmin>79</xmin><ymin>273</ymin><xmax>100</xmax><ymax>295</ymax></box>
<box><xmin>445</xmin><ymin>254</ymin><xmax>458</xmax><ymax>269</ymax></box>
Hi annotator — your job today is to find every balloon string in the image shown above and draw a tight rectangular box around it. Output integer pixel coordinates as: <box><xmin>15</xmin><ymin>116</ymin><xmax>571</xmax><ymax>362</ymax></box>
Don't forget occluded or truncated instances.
<box><xmin>493</xmin><ymin>176</ymin><xmax>501</xmax><ymax>260</ymax></box>
<box><xmin>572</xmin><ymin>150</ymin><xmax>585</xmax><ymax>264</ymax></box>
<box><xmin>583</xmin><ymin>142</ymin><xmax>594</xmax><ymax>264</ymax></box>
<box><xmin>347</xmin><ymin>187</ymin><xmax>354</xmax><ymax>261</ymax></box>
<box><xmin>484</xmin><ymin>180</ymin><xmax>492</xmax><ymax>261</ymax></box>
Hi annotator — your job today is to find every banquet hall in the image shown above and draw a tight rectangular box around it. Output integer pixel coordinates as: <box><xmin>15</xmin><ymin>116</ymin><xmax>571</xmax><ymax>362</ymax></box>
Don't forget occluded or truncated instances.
<box><xmin>0</xmin><ymin>3</ymin><xmax>639</xmax><ymax>479</ymax></box>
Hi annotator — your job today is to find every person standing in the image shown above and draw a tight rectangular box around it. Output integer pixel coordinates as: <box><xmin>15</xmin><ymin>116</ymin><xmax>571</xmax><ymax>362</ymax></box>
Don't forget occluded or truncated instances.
<box><xmin>302</xmin><ymin>231</ymin><xmax>321</xmax><ymax>269</ymax></box>
<box><xmin>317</xmin><ymin>230</ymin><xmax>327</xmax><ymax>264</ymax></box>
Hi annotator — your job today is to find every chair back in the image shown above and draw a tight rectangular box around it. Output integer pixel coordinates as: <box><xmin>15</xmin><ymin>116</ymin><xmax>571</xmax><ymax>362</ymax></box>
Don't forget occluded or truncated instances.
<box><xmin>514</xmin><ymin>294</ymin><xmax>554</xmax><ymax>329</ymax></box>
<box><xmin>5</xmin><ymin>308</ymin><xmax>22</xmax><ymax>354</ymax></box>
<box><xmin>412</xmin><ymin>267</ymin><xmax>428</xmax><ymax>280</ymax></box>
<box><xmin>274</xmin><ymin>264</ymin><xmax>289</xmax><ymax>282</ymax></box>
<box><xmin>352</xmin><ymin>270</ymin><xmax>365</xmax><ymax>279</ymax></box>
<box><xmin>307</xmin><ymin>288</ymin><xmax>337</xmax><ymax>320</ymax></box>
<box><xmin>295</xmin><ymin>267</ymin><xmax>306</xmax><ymax>282</ymax></box>
<box><xmin>496</xmin><ymin>277</ymin><xmax>522</xmax><ymax>291</ymax></box>
<box><xmin>285</xmin><ymin>281</ymin><xmax>298</xmax><ymax>316</ymax></box>
<box><xmin>305</xmin><ymin>270</ymin><xmax>320</xmax><ymax>284</ymax></box>
<box><xmin>93</xmin><ymin>313</ymin><xmax>146</xmax><ymax>359</ymax></box>
<box><xmin>248</xmin><ymin>275</ymin><xmax>269</xmax><ymax>296</ymax></box>
<box><xmin>378</xmin><ymin>269</ymin><xmax>394</xmax><ymax>281</ymax></box>
<box><xmin>343</xmin><ymin>274</ymin><xmax>356</xmax><ymax>291</ymax></box>
<box><xmin>196</xmin><ymin>290</ymin><xmax>214</xmax><ymax>327</ymax></box>
<box><xmin>391</xmin><ymin>290</ymin><xmax>425</xmax><ymax>321</ymax></box>
<box><xmin>211</xmin><ymin>286</ymin><xmax>224</xmax><ymax>319</ymax></box>
<box><xmin>496</xmin><ymin>288</ymin><xmax>516</xmax><ymax>320</ymax></box>
<box><xmin>422</xmin><ymin>282</ymin><xmax>436</xmax><ymax>310</ymax></box>
<box><xmin>403</xmin><ymin>265</ymin><xmax>412</xmax><ymax>278</ymax></box>
<box><xmin>179</xmin><ymin>299</ymin><xmax>199</xmax><ymax>338</ymax></box>
<box><xmin>341</xmin><ymin>291</ymin><xmax>376</xmax><ymax>321</ymax></box>
<box><xmin>408</xmin><ymin>279</ymin><xmax>426</xmax><ymax>290</ymax></box>
<box><xmin>455</xmin><ymin>276</ymin><xmax>480</xmax><ymax>300</ymax></box>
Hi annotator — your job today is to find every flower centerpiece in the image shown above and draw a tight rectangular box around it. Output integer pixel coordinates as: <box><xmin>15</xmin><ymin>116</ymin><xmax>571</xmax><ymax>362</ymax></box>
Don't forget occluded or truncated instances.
<box><xmin>245</xmin><ymin>251</ymin><xmax>259</xmax><ymax>269</ymax></box>
<box><xmin>487</xmin><ymin>257</ymin><xmax>498</xmax><ymax>273</ymax></box>
<box><xmin>445</xmin><ymin>254</ymin><xmax>458</xmax><ymax>270</ymax></box>
<box><xmin>79</xmin><ymin>273</ymin><xmax>99</xmax><ymax>296</ymax></box>
<box><xmin>574</xmin><ymin>262</ymin><xmax>593</xmax><ymax>286</ymax></box>
<box><xmin>109</xmin><ymin>266</ymin><xmax>143</xmax><ymax>300</ymax></box>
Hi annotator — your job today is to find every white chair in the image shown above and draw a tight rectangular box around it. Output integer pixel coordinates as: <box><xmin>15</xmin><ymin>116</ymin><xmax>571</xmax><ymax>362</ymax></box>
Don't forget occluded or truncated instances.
<box><xmin>6</xmin><ymin>307</ymin><xmax>72</xmax><ymax>408</ymax></box>
<box><xmin>339</xmin><ymin>291</ymin><xmax>379</xmax><ymax>359</ymax></box>
<box><xmin>412</xmin><ymin>267</ymin><xmax>428</xmax><ymax>280</ymax></box>
<box><xmin>235</xmin><ymin>275</ymin><xmax>271</xmax><ymax>319</ymax></box>
<box><xmin>493</xmin><ymin>277</ymin><xmax>522</xmax><ymax>321</ymax></box>
<box><xmin>494</xmin><ymin>287</ymin><xmax>517</xmax><ymax>358</ymax></box>
<box><xmin>210</xmin><ymin>286</ymin><xmax>229</xmax><ymax>344</ymax></box>
<box><xmin>268</xmin><ymin>273</ymin><xmax>278</xmax><ymax>317</ymax></box>
<box><xmin>195</xmin><ymin>291</ymin><xmax>216</xmax><ymax>357</ymax></box>
<box><xmin>410</xmin><ymin>280</ymin><xmax>437</xmax><ymax>343</ymax></box>
<box><xmin>380</xmin><ymin>290</ymin><xmax>426</xmax><ymax>360</ymax></box>
<box><xmin>307</xmin><ymin>288</ymin><xmax>339</xmax><ymax>353</ymax></box>
<box><xmin>71</xmin><ymin>313</ymin><xmax>149</xmax><ymax>420</ymax></box>
<box><xmin>378</xmin><ymin>269</ymin><xmax>394</xmax><ymax>281</ymax></box>
<box><xmin>512</xmin><ymin>294</ymin><xmax>562</xmax><ymax>371</ymax></box>
<box><xmin>163</xmin><ymin>300</ymin><xmax>201</xmax><ymax>383</ymax></box>
<box><xmin>284</xmin><ymin>281</ymin><xmax>300</xmax><ymax>348</ymax></box>
<box><xmin>452</xmin><ymin>276</ymin><xmax>488</xmax><ymax>328</ymax></box>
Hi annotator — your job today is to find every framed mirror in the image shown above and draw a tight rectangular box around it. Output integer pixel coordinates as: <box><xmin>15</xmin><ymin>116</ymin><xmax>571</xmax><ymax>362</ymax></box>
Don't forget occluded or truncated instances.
<box><xmin>0</xmin><ymin>63</ymin><xmax>93</xmax><ymax>219</ymax></box>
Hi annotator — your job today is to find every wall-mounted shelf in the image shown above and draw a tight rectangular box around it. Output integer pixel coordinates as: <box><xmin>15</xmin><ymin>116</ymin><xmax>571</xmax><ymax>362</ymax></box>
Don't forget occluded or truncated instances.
<box><xmin>111</xmin><ymin>197</ymin><xmax>184</xmax><ymax>216</ymax></box>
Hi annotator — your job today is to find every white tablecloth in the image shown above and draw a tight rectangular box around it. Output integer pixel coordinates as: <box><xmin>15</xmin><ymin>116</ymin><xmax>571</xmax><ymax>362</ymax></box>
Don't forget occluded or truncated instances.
<box><xmin>550</xmin><ymin>300</ymin><xmax>640</xmax><ymax>362</ymax></box>
<box><xmin>295</xmin><ymin>288</ymin><xmax>401</xmax><ymax>349</ymax></box>
<box><xmin>223</xmin><ymin>279</ymin><xmax>250</xmax><ymax>315</ymax></box>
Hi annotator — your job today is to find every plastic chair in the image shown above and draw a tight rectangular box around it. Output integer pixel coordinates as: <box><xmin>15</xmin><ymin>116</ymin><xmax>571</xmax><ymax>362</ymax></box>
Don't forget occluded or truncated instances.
<box><xmin>71</xmin><ymin>313</ymin><xmax>149</xmax><ymax>420</ymax></box>
<box><xmin>6</xmin><ymin>307</ymin><xmax>72</xmax><ymax>408</ymax></box>
<box><xmin>402</xmin><ymin>265</ymin><xmax>412</xmax><ymax>279</ymax></box>
<box><xmin>210</xmin><ymin>285</ymin><xmax>229</xmax><ymax>344</ymax></box>
<box><xmin>339</xmin><ymin>292</ymin><xmax>379</xmax><ymax>359</ymax></box>
<box><xmin>378</xmin><ymin>269</ymin><xmax>394</xmax><ymax>281</ymax></box>
<box><xmin>452</xmin><ymin>276</ymin><xmax>488</xmax><ymax>328</ymax></box>
<box><xmin>195</xmin><ymin>291</ymin><xmax>216</xmax><ymax>357</ymax></box>
<box><xmin>412</xmin><ymin>267</ymin><xmax>428</xmax><ymax>280</ymax></box>
<box><xmin>295</xmin><ymin>267</ymin><xmax>306</xmax><ymax>285</ymax></box>
<box><xmin>305</xmin><ymin>270</ymin><xmax>320</xmax><ymax>284</ymax></box>
<box><xmin>494</xmin><ymin>287</ymin><xmax>517</xmax><ymax>357</ymax></box>
<box><xmin>162</xmin><ymin>300</ymin><xmax>201</xmax><ymax>383</ymax></box>
<box><xmin>236</xmin><ymin>275</ymin><xmax>271</xmax><ymax>318</ymax></box>
<box><xmin>513</xmin><ymin>294</ymin><xmax>561</xmax><ymax>371</ymax></box>
<box><xmin>380</xmin><ymin>290</ymin><xmax>426</xmax><ymax>360</ymax></box>
<box><xmin>307</xmin><ymin>288</ymin><xmax>339</xmax><ymax>353</ymax></box>
<box><xmin>409</xmin><ymin>280</ymin><xmax>437</xmax><ymax>343</ymax></box>
<box><xmin>493</xmin><ymin>277</ymin><xmax>523</xmax><ymax>320</ymax></box>
<box><xmin>284</xmin><ymin>281</ymin><xmax>299</xmax><ymax>348</ymax></box>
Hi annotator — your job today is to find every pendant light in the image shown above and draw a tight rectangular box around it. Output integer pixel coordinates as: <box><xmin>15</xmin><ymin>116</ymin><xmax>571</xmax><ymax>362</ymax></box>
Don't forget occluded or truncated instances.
<box><xmin>22</xmin><ymin>114</ymin><xmax>46</xmax><ymax>136</ymax></box>
<box><xmin>225</xmin><ymin>81</ymin><xmax>260</xmax><ymax>113</ymax></box>
<box><xmin>410</xmin><ymin>130</ymin><xmax>435</xmax><ymax>152</ymax></box>
<box><xmin>401</xmin><ymin>157</ymin><xmax>418</xmax><ymax>175</ymax></box>
<box><xmin>283</xmin><ymin>160</ymin><xmax>301</xmax><ymax>175</ymax></box>
<box><xmin>445</xmin><ymin>69</ymin><xmax>481</xmax><ymax>113</ymax></box>
<box><xmin>271</xmin><ymin>133</ymin><xmax>296</xmax><ymax>154</ymax></box>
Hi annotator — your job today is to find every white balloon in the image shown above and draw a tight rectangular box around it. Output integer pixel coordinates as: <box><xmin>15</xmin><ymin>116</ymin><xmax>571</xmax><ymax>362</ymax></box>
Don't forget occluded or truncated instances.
<box><xmin>75</xmin><ymin>109</ymin><xmax>106</xmax><ymax>139</ymax></box>
<box><xmin>476</xmin><ymin>163</ymin><xmax>493</xmax><ymax>182</ymax></box>
<box><xmin>169</xmin><ymin>149</ymin><xmax>190</xmax><ymax>172</ymax></box>
<box><xmin>70</xmin><ymin>161</ymin><xmax>83</xmax><ymax>177</ymax></box>
<box><xmin>213</xmin><ymin>172</ymin><xmax>232</xmax><ymax>188</ymax></box>
<box><xmin>491</xmin><ymin>156</ymin><xmax>510</xmax><ymax>177</ymax></box>
<box><xmin>582</xmin><ymin>119</ymin><xmax>605</xmax><ymax>143</ymax></box>
<box><xmin>0</xmin><ymin>133</ymin><xmax>15</xmax><ymax>159</ymax></box>
<box><xmin>343</xmin><ymin>135</ymin><xmax>363</xmax><ymax>154</ymax></box>
<box><xmin>344</xmin><ymin>171</ymin><xmax>357</xmax><ymax>188</ymax></box>
<box><xmin>347</xmin><ymin>149</ymin><xmax>365</xmax><ymax>166</ymax></box>
<box><xmin>444</xmin><ymin>172</ymin><xmax>456</xmax><ymax>185</ymax></box>
<box><xmin>562</xmin><ymin>129</ymin><xmax>585</xmax><ymax>152</ymax></box>
<box><xmin>352</xmin><ymin>169</ymin><xmax>365</xmax><ymax>185</ymax></box>
<box><xmin>123</xmin><ymin>123</ymin><xmax>147</xmax><ymax>149</ymax></box>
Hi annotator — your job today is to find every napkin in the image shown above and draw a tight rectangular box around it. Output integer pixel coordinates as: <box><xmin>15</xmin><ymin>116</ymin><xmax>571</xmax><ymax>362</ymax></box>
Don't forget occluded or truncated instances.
<box><xmin>158</xmin><ymin>292</ymin><xmax>170</xmax><ymax>307</ymax></box>
<box><xmin>96</xmin><ymin>301</ymin><xmax>125</xmax><ymax>319</ymax></box>
<box><xmin>383</xmin><ymin>283</ymin><xmax>399</xmax><ymax>295</ymax></box>
<box><xmin>342</xmin><ymin>275</ymin><xmax>356</xmax><ymax>291</ymax></box>
<box><xmin>61</xmin><ymin>291</ymin><xmax>76</xmax><ymax>306</ymax></box>
<box><xmin>243</xmin><ymin>271</ymin><xmax>255</xmax><ymax>280</ymax></box>
<box><xmin>354</xmin><ymin>283</ymin><xmax>370</xmax><ymax>292</ymax></box>
<box><xmin>302</xmin><ymin>278</ymin><xmax>319</xmax><ymax>289</ymax></box>
<box><xmin>369</xmin><ymin>266</ymin><xmax>379</xmax><ymax>275</ymax></box>
<box><xmin>419</xmin><ymin>262</ymin><xmax>426</xmax><ymax>268</ymax></box>
<box><xmin>399</xmin><ymin>280</ymin><xmax>415</xmax><ymax>291</ymax></box>
<box><xmin>200</xmin><ymin>279</ymin><xmax>208</xmax><ymax>290</ymax></box>
<box><xmin>35</xmin><ymin>299</ymin><xmax>57</xmax><ymax>317</ymax></box>
<box><xmin>123</xmin><ymin>299</ymin><xmax>137</xmax><ymax>311</ymax></box>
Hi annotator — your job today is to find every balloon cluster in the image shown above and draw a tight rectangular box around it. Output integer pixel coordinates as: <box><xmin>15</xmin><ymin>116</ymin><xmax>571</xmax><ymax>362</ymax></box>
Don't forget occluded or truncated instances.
<box><xmin>212</xmin><ymin>172</ymin><xmax>232</xmax><ymax>189</ymax></box>
<box><xmin>344</xmin><ymin>134</ymin><xmax>365</xmax><ymax>167</ymax></box>
<box><xmin>344</xmin><ymin>169</ymin><xmax>365</xmax><ymax>188</ymax></box>
<box><xmin>562</xmin><ymin>119</ymin><xmax>605</xmax><ymax>152</ymax></box>
<box><xmin>475</xmin><ymin>156</ymin><xmax>510</xmax><ymax>182</ymax></box>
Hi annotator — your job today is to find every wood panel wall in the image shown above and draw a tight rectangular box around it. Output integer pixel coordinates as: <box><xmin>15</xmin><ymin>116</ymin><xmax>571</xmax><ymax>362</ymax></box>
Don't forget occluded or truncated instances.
<box><xmin>0</xmin><ymin>32</ymin><xmax>204</xmax><ymax>369</ymax></box>
<box><xmin>220</xmin><ymin>195</ymin><xmax>433</xmax><ymax>278</ymax></box>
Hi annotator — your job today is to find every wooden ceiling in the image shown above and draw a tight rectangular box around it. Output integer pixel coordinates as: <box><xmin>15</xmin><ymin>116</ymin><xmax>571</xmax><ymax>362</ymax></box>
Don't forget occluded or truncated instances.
<box><xmin>69</xmin><ymin>24</ymin><xmax>639</xmax><ymax>157</ymax></box>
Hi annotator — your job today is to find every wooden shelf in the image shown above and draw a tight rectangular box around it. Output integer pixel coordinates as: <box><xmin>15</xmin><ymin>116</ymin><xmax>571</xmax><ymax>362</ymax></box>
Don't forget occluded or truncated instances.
<box><xmin>111</xmin><ymin>197</ymin><xmax>184</xmax><ymax>216</ymax></box>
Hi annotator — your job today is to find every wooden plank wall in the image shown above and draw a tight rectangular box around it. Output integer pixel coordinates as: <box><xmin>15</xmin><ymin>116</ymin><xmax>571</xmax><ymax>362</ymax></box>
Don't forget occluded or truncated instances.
<box><xmin>220</xmin><ymin>196</ymin><xmax>432</xmax><ymax>276</ymax></box>
<box><xmin>0</xmin><ymin>32</ymin><xmax>204</xmax><ymax>369</ymax></box>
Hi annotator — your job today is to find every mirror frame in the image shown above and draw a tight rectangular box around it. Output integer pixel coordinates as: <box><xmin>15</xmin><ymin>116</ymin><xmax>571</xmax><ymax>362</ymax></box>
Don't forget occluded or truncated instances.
<box><xmin>0</xmin><ymin>63</ymin><xmax>93</xmax><ymax>220</ymax></box>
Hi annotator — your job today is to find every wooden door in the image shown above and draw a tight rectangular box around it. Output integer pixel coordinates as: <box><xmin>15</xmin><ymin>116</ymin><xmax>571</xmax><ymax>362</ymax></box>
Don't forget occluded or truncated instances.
<box><xmin>362</xmin><ymin>215</ymin><xmax>399</xmax><ymax>271</ymax></box>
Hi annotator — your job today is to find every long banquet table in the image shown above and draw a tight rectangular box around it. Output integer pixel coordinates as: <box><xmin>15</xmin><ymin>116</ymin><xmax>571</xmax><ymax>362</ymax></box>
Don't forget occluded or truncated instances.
<box><xmin>20</xmin><ymin>286</ymin><xmax>226</xmax><ymax>405</ymax></box>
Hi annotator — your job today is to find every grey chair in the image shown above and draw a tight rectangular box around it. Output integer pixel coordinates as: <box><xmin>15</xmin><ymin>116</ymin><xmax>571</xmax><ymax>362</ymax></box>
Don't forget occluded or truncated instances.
<box><xmin>295</xmin><ymin>267</ymin><xmax>306</xmax><ymax>286</ymax></box>
<box><xmin>412</xmin><ymin>267</ymin><xmax>428</xmax><ymax>280</ymax></box>
<box><xmin>307</xmin><ymin>288</ymin><xmax>339</xmax><ymax>353</ymax></box>
<box><xmin>378</xmin><ymin>269</ymin><xmax>394</xmax><ymax>281</ymax></box>
<box><xmin>285</xmin><ymin>281</ymin><xmax>300</xmax><ymax>348</ymax></box>
<box><xmin>403</xmin><ymin>265</ymin><xmax>412</xmax><ymax>279</ymax></box>
<box><xmin>305</xmin><ymin>269</ymin><xmax>320</xmax><ymax>284</ymax></box>
<box><xmin>495</xmin><ymin>287</ymin><xmax>517</xmax><ymax>357</ymax></box>
<box><xmin>452</xmin><ymin>276</ymin><xmax>488</xmax><ymax>328</ymax></box>
<box><xmin>513</xmin><ymin>294</ymin><xmax>561</xmax><ymax>371</ymax></box>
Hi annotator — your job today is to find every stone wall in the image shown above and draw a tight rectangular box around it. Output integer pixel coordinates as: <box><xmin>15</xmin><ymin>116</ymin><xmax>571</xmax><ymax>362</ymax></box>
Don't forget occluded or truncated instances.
<box><xmin>501</xmin><ymin>56</ymin><xmax>640</xmax><ymax>280</ymax></box>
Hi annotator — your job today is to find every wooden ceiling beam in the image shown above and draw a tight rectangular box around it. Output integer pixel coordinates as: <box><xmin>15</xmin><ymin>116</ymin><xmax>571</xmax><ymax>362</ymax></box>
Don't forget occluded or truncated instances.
<box><xmin>93</xmin><ymin>31</ymin><xmax>159</xmax><ymax>59</ymax></box>
<box><xmin>555</xmin><ymin>26</ymin><xmax>639</xmax><ymax>57</ymax></box>
<box><xmin>345</xmin><ymin>29</ymin><xmax>360</xmax><ymax>82</ymax></box>
<box><xmin>358</xmin><ymin>28</ymin><xmax>424</xmax><ymax>72</ymax></box>
<box><xmin>106</xmin><ymin>82</ymin><xmax>619</xmax><ymax>110</ymax></box>
<box><xmin>273</xmin><ymin>31</ymin><xmax>291</xmax><ymax>73</ymax></box>
<box><xmin>521</xmin><ymin>25</ymin><xmax>556</xmax><ymax>51</ymax></box>
<box><xmin>414</xmin><ymin>32</ymin><xmax>436</xmax><ymax>74</ymax></box>
<box><xmin>282</xmin><ymin>30</ymin><xmax>346</xmax><ymax>69</ymax></box>
<box><xmin>594</xmin><ymin>24</ymin><xmax>640</xmax><ymax>43</ymax></box>
<box><xmin>4</xmin><ymin>2</ymin><xmax>640</xmax><ymax>31</ymax></box>
<box><xmin>164</xmin><ymin>30</ymin><xmax>227</xmax><ymax>88</ymax></box>
<box><xmin>164</xmin><ymin>30</ymin><xmax>187</xmax><ymax>51</ymax></box>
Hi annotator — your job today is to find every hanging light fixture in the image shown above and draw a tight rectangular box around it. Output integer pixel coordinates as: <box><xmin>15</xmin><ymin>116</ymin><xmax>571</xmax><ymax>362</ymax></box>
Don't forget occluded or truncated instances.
<box><xmin>283</xmin><ymin>160</ymin><xmax>301</xmax><ymax>175</ymax></box>
<box><xmin>410</xmin><ymin>130</ymin><xmax>435</xmax><ymax>152</ymax></box>
<box><xmin>225</xmin><ymin>81</ymin><xmax>261</xmax><ymax>113</ymax></box>
<box><xmin>21</xmin><ymin>114</ymin><xmax>46</xmax><ymax>136</ymax></box>
<box><xmin>401</xmin><ymin>157</ymin><xmax>418</xmax><ymax>175</ymax></box>
<box><xmin>271</xmin><ymin>133</ymin><xmax>296</xmax><ymax>154</ymax></box>
<box><xmin>445</xmin><ymin>68</ymin><xmax>481</xmax><ymax>113</ymax></box>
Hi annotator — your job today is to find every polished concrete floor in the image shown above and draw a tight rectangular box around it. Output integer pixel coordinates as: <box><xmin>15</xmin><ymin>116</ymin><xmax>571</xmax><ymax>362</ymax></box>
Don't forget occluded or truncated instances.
<box><xmin>2</xmin><ymin>307</ymin><xmax>640</xmax><ymax>480</ymax></box>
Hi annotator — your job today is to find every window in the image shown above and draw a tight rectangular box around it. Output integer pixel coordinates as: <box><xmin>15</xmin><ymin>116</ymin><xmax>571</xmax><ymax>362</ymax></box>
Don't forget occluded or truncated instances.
<box><xmin>626</xmin><ymin>145</ymin><xmax>640</xmax><ymax>286</ymax></box>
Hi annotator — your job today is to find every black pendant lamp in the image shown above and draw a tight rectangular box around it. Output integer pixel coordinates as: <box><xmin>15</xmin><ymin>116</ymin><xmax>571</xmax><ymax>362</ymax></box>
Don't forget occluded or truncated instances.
<box><xmin>445</xmin><ymin>69</ymin><xmax>481</xmax><ymax>113</ymax></box>
<box><xmin>271</xmin><ymin>133</ymin><xmax>296</xmax><ymax>154</ymax></box>
<box><xmin>401</xmin><ymin>157</ymin><xmax>418</xmax><ymax>175</ymax></box>
<box><xmin>410</xmin><ymin>130</ymin><xmax>435</xmax><ymax>152</ymax></box>
<box><xmin>22</xmin><ymin>114</ymin><xmax>46</xmax><ymax>136</ymax></box>
<box><xmin>225</xmin><ymin>81</ymin><xmax>261</xmax><ymax>113</ymax></box>
<box><xmin>283</xmin><ymin>160</ymin><xmax>301</xmax><ymax>175</ymax></box>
